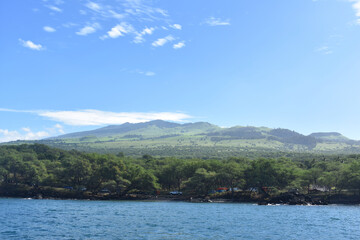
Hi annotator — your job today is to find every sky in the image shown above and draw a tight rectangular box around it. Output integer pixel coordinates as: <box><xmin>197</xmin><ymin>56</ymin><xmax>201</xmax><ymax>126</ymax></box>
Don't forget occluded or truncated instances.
<box><xmin>1</xmin><ymin>0</ymin><xmax>360</xmax><ymax>142</ymax></box>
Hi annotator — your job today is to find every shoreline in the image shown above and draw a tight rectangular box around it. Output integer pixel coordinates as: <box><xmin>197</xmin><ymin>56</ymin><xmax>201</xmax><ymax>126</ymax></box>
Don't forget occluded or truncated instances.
<box><xmin>1</xmin><ymin>192</ymin><xmax>359</xmax><ymax>205</ymax></box>
<box><xmin>1</xmin><ymin>184</ymin><xmax>359</xmax><ymax>205</ymax></box>
<box><xmin>1</xmin><ymin>196</ymin><xmax>360</xmax><ymax>206</ymax></box>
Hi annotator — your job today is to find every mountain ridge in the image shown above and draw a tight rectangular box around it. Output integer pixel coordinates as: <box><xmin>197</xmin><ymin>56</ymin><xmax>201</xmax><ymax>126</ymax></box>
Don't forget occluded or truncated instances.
<box><xmin>52</xmin><ymin>120</ymin><xmax>356</xmax><ymax>143</ymax></box>
<box><xmin>4</xmin><ymin>120</ymin><xmax>360</xmax><ymax>157</ymax></box>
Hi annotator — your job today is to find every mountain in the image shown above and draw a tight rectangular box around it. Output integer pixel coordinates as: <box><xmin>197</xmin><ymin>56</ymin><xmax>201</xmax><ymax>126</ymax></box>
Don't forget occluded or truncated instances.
<box><xmin>4</xmin><ymin>120</ymin><xmax>360</xmax><ymax>157</ymax></box>
<box><xmin>309</xmin><ymin>132</ymin><xmax>350</xmax><ymax>142</ymax></box>
<box><xmin>54</xmin><ymin>120</ymin><xmax>219</xmax><ymax>139</ymax></box>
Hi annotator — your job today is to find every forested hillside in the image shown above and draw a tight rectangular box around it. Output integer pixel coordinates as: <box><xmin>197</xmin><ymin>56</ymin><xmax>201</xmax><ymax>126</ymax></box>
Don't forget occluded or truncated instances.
<box><xmin>1</xmin><ymin>144</ymin><xmax>360</xmax><ymax>200</ymax></box>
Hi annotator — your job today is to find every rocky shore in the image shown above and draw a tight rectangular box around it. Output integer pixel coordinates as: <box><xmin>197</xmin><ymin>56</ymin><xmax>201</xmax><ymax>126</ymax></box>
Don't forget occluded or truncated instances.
<box><xmin>1</xmin><ymin>185</ymin><xmax>359</xmax><ymax>205</ymax></box>
<box><xmin>258</xmin><ymin>192</ymin><xmax>328</xmax><ymax>205</ymax></box>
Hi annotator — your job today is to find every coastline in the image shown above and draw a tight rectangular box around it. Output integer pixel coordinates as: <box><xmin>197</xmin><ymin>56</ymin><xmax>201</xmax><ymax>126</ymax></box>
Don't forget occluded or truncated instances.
<box><xmin>1</xmin><ymin>186</ymin><xmax>359</xmax><ymax>205</ymax></box>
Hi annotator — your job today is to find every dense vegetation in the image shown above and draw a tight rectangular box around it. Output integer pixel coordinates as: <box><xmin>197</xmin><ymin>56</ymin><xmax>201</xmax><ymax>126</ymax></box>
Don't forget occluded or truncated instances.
<box><xmin>1</xmin><ymin>144</ymin><xmax>360</xmax><ymax>199</ymax></box>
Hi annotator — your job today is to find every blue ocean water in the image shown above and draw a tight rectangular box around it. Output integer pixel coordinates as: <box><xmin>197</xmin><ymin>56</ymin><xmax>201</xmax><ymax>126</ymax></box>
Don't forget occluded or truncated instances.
<box><xmin>0</xmin><ymin>198</ymin><xmax>359</xmax><ymax>240</ymax></box>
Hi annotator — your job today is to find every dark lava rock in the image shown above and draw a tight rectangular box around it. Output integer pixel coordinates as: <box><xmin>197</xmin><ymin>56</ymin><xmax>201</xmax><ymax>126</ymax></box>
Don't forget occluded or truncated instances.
<box><xmin>262</xmin><ymin>192</ymin><xmax>328</xmax><ymax>205</ymax></box>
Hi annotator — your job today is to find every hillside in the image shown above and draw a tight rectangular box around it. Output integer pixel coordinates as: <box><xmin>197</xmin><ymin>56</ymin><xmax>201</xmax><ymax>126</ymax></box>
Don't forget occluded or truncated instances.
<box><xmin>4</xmin><ymin>120</ymin><xmax>360</xmax><ymax>157</ymax></box>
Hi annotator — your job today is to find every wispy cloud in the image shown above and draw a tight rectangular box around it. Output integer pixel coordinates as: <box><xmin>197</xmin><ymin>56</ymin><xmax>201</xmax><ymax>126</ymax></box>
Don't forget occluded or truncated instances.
<box><xmin>86</xmin><ymin>1</ymin><xmax>102</xmax><ymax>12</ymax></box>
<box><xmin>54</xmin><ymin>123</ymin><xmax>65</xmax><ymax>134</ymax></box>
<box><xmin>315</xmin><ymin>46</ymin><xmax>333</xmax><ymax>55</ymax></box>
<box><xmin>351</xmin><ymin>0</ymin><xmax>360</xmax><ymax>24</ymax></box>
<box><xmin>145</xmin><ymin>71</ymin><xmax>155</xmax><ymax>76</ymax></box>
<box><xmin>0</xmin><ymin>108</ymin><xmax>33</xmax><ymax>113</ymax></box>
<box><xmin>39</xmin><ymin>110</ymin><xmax>191</xmax><ymax>126</ymax></box>
<box><xmin>173</xmin><ymin>41</ymin><xmax>185</xmax><ymax>49</ymax></box>
<box><xmin>152</xmin><ymin>35</ymin><xmax>175</xmax><ymax>47</ymax></box>
<box><xmin>170</xmin><ymin>24</ymin><xmax>182</xmax><ymax>30</ymax></box>
<box><xmin>104</xmin><ymin>22</ymin><xmax>135</xmax><ymax>39</ymax></box>
<box><xmin>0</xmin><ymin>108</ymin><xmax>191</xmax><ymax>126</ymax></box>
<box><xmin>83</xmin><ymin>2</ymin><xmax>127</xmax><ymax>20</ymax></box>
<box><xmin>108</xmin><ymin>9</ymin><xmax>125</xmax><ymax>19</ymax></box>
<box><xmin>83</xmin><ymin>0</ymin><xmax>167</xmax><ymax>22</ymax></box>
<box><xmin>19</xmin><ymin>39</ymin><xmax>44</xmax><ymax>51</ymax></box>
<box><xmin>0</xmin><ymin>128</ymin><xmax>50</xmax><ymax>143</ymax></box>
<box><xmin>43</xmin><ymin>26</ymin><xmax>56</xmax><ymax>32</ymax></box>
<box><xmin>76</xmin><ymin>23</ymin><xmax>100</xmax><ymax>36</ymax></box>
<box><xmin>134</xmin><ymin>27</ymin><xmax>155</xmax><ymax>43</ymax></box>
<box><xmin>47</xmin><ymin>5</ymin><xmax>62</xmax><ymax>12</ymax></box>
<box><xmin>204</xmin><ymin>17</ymin><xmax>230</xmax><ymax>26</ymax></box>
<box><xmin>40</xmin><ymin>0</ymin><xmax>185</xmax><ymax>47</ymax></box>
<box><xmin>123</xmin><ymin>0</ymin><xmax>168</xmax><ymax>19</ymax></box>
<box><xmin>142</xmin><ymin>27</ymin><xmax>155</xmax><ymax>35</ymax></box>
<box><xmin>0</xmin><ymin>123</ymin><xmax>66</xmax><ymax>143</ymax></box>
<box><xmin>137</xmin><ymin>70</ymin><xmax>155</xmax><ymax>76</ymax></box>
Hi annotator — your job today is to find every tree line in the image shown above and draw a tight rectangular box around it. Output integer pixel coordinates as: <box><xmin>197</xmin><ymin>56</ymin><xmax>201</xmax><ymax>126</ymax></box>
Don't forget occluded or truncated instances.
<box><xmin>0</xmin><ymin>144</ymin><xmax>360</xmax><ymax>196</ymax></box>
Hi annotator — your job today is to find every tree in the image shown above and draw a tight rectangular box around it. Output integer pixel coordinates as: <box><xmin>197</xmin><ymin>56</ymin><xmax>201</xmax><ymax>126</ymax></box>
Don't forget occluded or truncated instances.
<box><xmin>185</xmin><ymin>168</ymin><xmax>217</xmax><ymax>195</ymax></box>
<box><xmin>62</xmin><ymin>156</ymin><xmax>92</xmax><ymax>187</ymax></box>
<box><xmin>217</xmin><ymin>162</ymin><xmax>244</xmax><ymax>197</ymax></box>
<box><xmin>245</xmin><ymin>158</ymin><xmax>295</xmax><ymax>194</ymax></box>
<box><xmin>123</xmin><ymin>165</ymin><xmax>158</xmax><ymax>194</ymax></box>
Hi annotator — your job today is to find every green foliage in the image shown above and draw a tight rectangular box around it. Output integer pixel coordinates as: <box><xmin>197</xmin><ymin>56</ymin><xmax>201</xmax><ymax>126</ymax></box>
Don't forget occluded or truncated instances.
<box><xmin>184</xmin><ymin>168</ymin><xmax>217</xmax><ymax>195</ymax></box>
<box><xmin>0</xmin><ymin>144</ymin><xmax>360</xmax><ymax>197</ymax></box>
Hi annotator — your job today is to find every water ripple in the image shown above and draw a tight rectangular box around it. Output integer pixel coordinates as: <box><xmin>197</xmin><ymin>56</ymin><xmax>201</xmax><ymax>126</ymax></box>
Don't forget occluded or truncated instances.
<box><xmin>0</xmin><ymin>199</ymin><xmax>360</xmax><ymax>239</ymax></box>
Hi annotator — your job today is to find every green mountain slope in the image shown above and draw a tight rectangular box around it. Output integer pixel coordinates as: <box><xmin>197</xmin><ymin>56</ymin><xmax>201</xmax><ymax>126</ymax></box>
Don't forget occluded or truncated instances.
<box><xmin>309</xmin><ymin>132</ymin><xmax>351</xmax><ymax>143</ymax></box>
<box><xmin>4</xmin><ymin>120</ymin><xmax>360</xmax><ymax>157</ymax></box>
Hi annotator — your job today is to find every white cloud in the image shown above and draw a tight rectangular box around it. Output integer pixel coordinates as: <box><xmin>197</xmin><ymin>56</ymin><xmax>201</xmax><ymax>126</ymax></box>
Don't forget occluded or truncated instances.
<box><xmin>22</xmin><ymin>127</ymin><xmax>31</xmax><ymax>132</ymax></box>
<box><xmin>83</xmin><ymin>2</ymin><xmax>127</xmax><ymax>20</ymax></box>
<box><xmin>106</xmin><ymin>22</ymin><xmax>135</xmax><ymax>38</ymax></box>
<box><xmin>204</xmin><ymin>17</ymin><xmax>230</xmax><ymax>26</ymax></box>
<box><xmin>145</xmin><ymin>71</ymin><xmax>155</xmax><ymax>76</ymax></box>
<box><xmin>316</xmin><ymin>46</ymin><xmax>333</xmax><ymax>54</ymax></box>
<box><xmin>63</xmin><ymin>22</ymin><xmax>77</xmax><ymax>28</ymax></box>
<box><xmin>152</xmin><ymin>35</ymin><xmax>175</xmax><ymax>47</ymax></box>
<box><xmin>43</xmin><ymin>26</ymin><xmax>56</xmax><ymax>32</ymax></box>
<box><xmin>54</xmin><ymin>124</ymin><xmax>65</xmax><ymax>134</ymax></box>
<box><xmin>173</xmin><ymin>41</ymin><xmax>185</xmax><ymax>49</ymax></box>
<box><xmin>38</xmin><ymin>110</ymin><xmax>191</xmax><ymax>126</ymax></box>
<box><xmin>75</xmin><ymin>0</ymin><xmax>183</xmax><ymax>45</ymax></box>
<box><xmin>170</xmin><ymin>24</ymin><xmax>182</xmax><ymax>30</ymax></box>
<box><xmin>352</xmin><ymin>0</ymin><xmax>360</xmax><ymax>17</ymax></box>
<box><xmin>0</xmin><ymin>108</ymin><xmax>191</xmax><ymax>127</ymax></box>
<box><xmin>133</xmin><ymin>27</ymin><xmax>155</xmax><ymax>43</ymax></box>
<box><xmin>131</xmin><ymin>69</ymin><xmax>156</xmax><ymax>76</ymax></box>
<box><xmin>0</xmin><ymin>128</ymin><xmax>50</xmax><ymax>143</ymax></box>
<box><xmin>77</xmin><ymin>26</ymin><xmax>96</xmax><ymax>35</ymax></box>
<box><xmin>142</xmin><ymin>27</ymin><xmax>155</xmax><ymax>35</ymax></box>
<box><xmin>0</xmin><ymin>108</ymin><xmax>33</xmax><ymax>113</ymax></box>
<box><xmin>351</xmin><ymin>0</ymin><xmax>360</xmax><ymax>24</ymax></box>
<box><xmin>122</xmin><ymin>0</ymin><xmax>168</xmax><ymax>20</ymax></box>
<box><xmin>76</xmin><ymin>23</ymin><xmax>100</xmax><ymax>36</ymax></box>
<box><xmin>19</xmin><ymin>39</ymin><xmax>44</xmax><ymax>51</ymax></box>
<box><xmin>133</xmin><ymin>35</ymin><xmax>144</xmax><ymax>43</ymax></box>
<box><xmin>155</xmin><ymin>8</ymin><xmax>168</xmax><ymax>17</ymax></box>
<box><xmin>47</xmin><ymin>5</ymin><xmax>62</xmax><ymax>12</ymax></box>
<box><xmin>137</xmin><ymin>71</ymin><xmax>156</xmax><ymax>76</ymax></box>
<box><xmin>86</xmin><ymin>1</ymin><xmax>102</xmax><ymax>12</ymax></box>
<box><xmin>108</xmin><ymin>10</ymin><xmax>125</xmax><ymax>19</ymax></box>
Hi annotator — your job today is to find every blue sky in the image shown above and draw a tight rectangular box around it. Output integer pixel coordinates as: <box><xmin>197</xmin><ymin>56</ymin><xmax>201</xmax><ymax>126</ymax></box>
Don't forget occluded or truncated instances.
<box><xmin>1</xmin><ymin>0</ymin><xmax>360</xmax><ymax>142</ymax></box>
